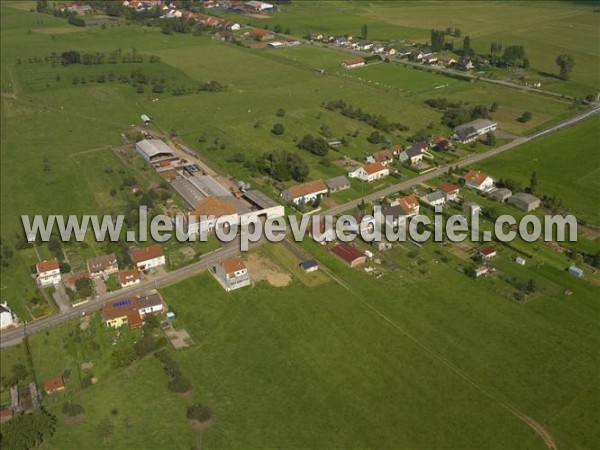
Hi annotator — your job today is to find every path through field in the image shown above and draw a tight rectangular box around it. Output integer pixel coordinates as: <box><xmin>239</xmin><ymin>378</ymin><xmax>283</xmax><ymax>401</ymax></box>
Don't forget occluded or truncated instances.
<box><xmin>285</xmin><ymin>239</ymin><xmax>558</xmax><ymax>450</ymax></box>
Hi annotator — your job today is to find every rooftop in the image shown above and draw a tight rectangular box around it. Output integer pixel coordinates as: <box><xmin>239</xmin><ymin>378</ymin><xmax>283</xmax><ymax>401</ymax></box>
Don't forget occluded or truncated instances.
<box><xmin>37</xmin><ymin>259</ymin><xmax>59</xmax><ymax>274</ymax></box>
<box><xmin>284</xmin><ymin>179</ymin><xmax>328</xmax><ymax>199</ymax></box>
<box><xmin>130</xmin><ymin>244</ymin><xmax>164</xmax><ymax>263</ymax></box>
<box><xmin>221</xmin><ymin>256</ymin><xmax>246</xmax><ymax>274</ymax></box>
<box><xmin>331</xmin><ymin>243</ymin><xmax>364</xmax><ymax>264</ymax></box>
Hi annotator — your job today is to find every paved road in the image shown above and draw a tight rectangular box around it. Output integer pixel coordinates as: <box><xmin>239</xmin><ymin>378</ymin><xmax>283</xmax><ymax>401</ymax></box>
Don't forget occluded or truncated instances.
<box><xmin>1</xmin><ymin>106</ymin><xmax>597</xmax><ymax>349</ymax></box>
<box><xmin>326</xmin><ymin>106</ymin><xmax>600</xmax><ymax>217</ymax></box>
<box><xmin>0</xmin><ymin>236</ymin><xmax>264</xmax><ymax>348</ymax></box>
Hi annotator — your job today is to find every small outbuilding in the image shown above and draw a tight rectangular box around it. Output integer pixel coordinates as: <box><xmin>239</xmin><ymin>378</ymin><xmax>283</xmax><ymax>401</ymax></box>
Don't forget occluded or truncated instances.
<box><xmin>300</xmin><ymin>260</ymin><xmax>319</xmax><ymax>273</ymax></box>
<box><xmin>490</xmin><ymin>188</ymin><xmax>512</xmax><ymax>203</ymax></box>
<box><xmin>43</xmin><ymin>376</ymin><xmax>66</xmax><ymax>394</ymax></box>
<box><xmin>515</xmin><ymin>257</ymin><xmax>526</xmax><ymax>266</ymax></box>
<box><xmin>568</xmin><ymin>266</ymin><xmax>584</xmax><ymax>279</ymax></box>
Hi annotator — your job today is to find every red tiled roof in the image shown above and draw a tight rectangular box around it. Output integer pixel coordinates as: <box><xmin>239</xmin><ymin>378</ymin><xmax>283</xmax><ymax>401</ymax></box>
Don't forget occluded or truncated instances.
<box><xmin>331</xmin><ymin>243</ymin><xmax>364</xmax><ymax>264</ymax></box>
<box><xmin>195</xmin><ymin>197</ymin><xmax>237</xmax><ymax>219</ymax></box>
<box><xmin>37</xmin><ymin>259</ymin><xmax>59</xmax><ymax>274</ymax></box>
<box><xmin>130</xmin><ymin>244</ymin><xmax>164</xmax><ymax>264</ymax></box>
<box><xmin>397</xmin><ymin>195</ymin><xmax>419</xmax><ymax>215</ymax></box>
<box><xmin>43</xmin><ymin>376</ymin><xmax>65</xmax><ymax>393</ymax></box>
<box><xmin>439</xmin><ymin>183</ymin><xmax>459</xmax><ymax>193</ymax></box>
<box><xmin>285</xmin><ymin>179</ymin><xmax>328</xmax><ymax>199</ymax></box>
<box><xmin>372</xmin><ymin>149</ymin><xmax>394</xmax><ymax>163</ymax></box>
<box><xmin>252</xmin><ymin>28</ymin><xmax>271</xmax><ymax>37</ymax></box>
<box><xmin>363</xmin><ymin>162</ymin><xmax>386</xmax><ymax>175</ymax></box>
<box><xmin>464</xmin><ymin>170</ymin><xmax>489</xmax><ymax>186</ymax></box>
<box><xmin>343</xmin><ymin>57</ymin><xmax>365</xmax><ymax>66</ymax></box>
<box><xmin>221</xmin><ymin>256</ymin><xmax>246</xmax><ymax>274</ymax></box>
<box><xmin>118</xmin><ymin>269</ymin><xmax>140</xmax><ymax>285</ymax></box>
<box><xmin>478</xmin><ymin>247</ymin><xmax>496</xmax><ymax>256</ymax></box>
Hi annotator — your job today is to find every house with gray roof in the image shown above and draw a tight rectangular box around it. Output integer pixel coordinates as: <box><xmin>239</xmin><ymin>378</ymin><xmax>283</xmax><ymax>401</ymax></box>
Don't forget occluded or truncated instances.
<box><xmin>453</xmin><ymin>119</ymin><xmax>497</xmax><ymax>144</ymax></box>
<box><xmin>325</xmin><ymin>176</ymin><xmax>351</xmax><ymax>193</ymax></box>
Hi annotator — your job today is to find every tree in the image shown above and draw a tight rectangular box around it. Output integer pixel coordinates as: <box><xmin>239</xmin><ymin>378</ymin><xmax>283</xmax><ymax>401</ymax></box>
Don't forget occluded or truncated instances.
<box><xmin>518</xmin><ymin>111</ymin><xmax>532</xmax><ymax>123</ymax></box>
<box><xmin>168</xmin><ymin>375</ymin><xmax>192</xmax><ymax>393</ymax></box>
<box><xmin>490</xmin><ymin>101</ymin><xmax>499</xmax><ymax>112</ymax></box>
<box><xmin>273</xmin><ymin>24</ymin><xmax>282</xmax><ymax>33</ymax></box>
<box><xmin>0</xmin><ymin>408</ymin><xmax>57</xmax><ymax>450</ymax></box>
<box><xmin>36</xmin><ymin>0</ymin><xmax>48</xmax><ymax>13</ymax></box>
<box><xmin>271</xmin><ymin>123</ymin><xmax>285</xmax><ymax>135</ymax></box>
<box><xmin>454</xmin><ymin>27</ymin><xmax>461</xmax><ymax>37</ymax></box>
<box><xmin>485</xmin><ymin>132</ymin><xmax>496</xmax><ymax>146</ymax></box>
<box><xmin>187</xmin><ymin>404</ymin><xmax>212</xmax><ymax>423</ymax></box>
<box><xmin>276</xmin><ymin>108</ymin><xmax>285</xmax><ymax>117</ymax></box>
<box><xmin>12</xmin><ymin>363</ymin><xmax>28</xmax><ymax>381</ymax></box>
<box><xmin>361</xmin><ymin>23</ymin><xmax>368</xmax><ymax>39</ymax></box>
<box><xmin>462</xmin><ymin>36</ymin><xmax>473</xmax><ymax>56</ymax></box>
<box><xmin>62</xmin><ymin>402</ymin><xmax>84</xmax><ymax>417</ymax></box>
<box><xmin>529</xmin><ymin>171</ymin><xmax>538</xmax><ymax>193</ymax></box>
<box><xmin>502</xmin><ymin>45</ymin><xmax>527</xmax><ymax>67</ymax></box>
<box><xmin>556</xmin><ymin>54</ymin><xmax>575</xmax><ymax>80</ymax></box>
<box><xmin>430</xmin><ymin>29</ymin><xmax>445</xmax><ymax>52</ymax></box>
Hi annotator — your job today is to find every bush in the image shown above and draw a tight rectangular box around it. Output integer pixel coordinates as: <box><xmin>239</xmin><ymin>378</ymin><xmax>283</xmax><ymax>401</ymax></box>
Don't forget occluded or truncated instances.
<box><xmin>187</xmin><ymin>404</ymin><xmax>212</xmax><ymax>422</ymax></box>
<box><xmin>271</xmin><ymin>123</ymin><xmax>285</xmax><ymax>135</ymax></box>
<box><xmin>168</xmin><ymin>376</ymin><xmax>191</xmax><ymax>393</ymax></box>
<box><xmin>63</xmin><ymin>402</ymin><xmax>84</xmax><ymax>417</ymax></box>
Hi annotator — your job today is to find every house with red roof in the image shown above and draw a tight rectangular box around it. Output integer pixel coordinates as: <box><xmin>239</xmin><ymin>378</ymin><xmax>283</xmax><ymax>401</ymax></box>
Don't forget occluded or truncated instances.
<box><xmin>464</xmin><ymin>170</ymin><xmax>494</xmax><ymax>192</ymax></box>
<box><xmin>213</xmin><ymin>256</ymin><xmax>250</xmax><ymax>291</ymax></box>
<box><xmin>36</xmin><ymin>259</ymin><xmax>61</xmax><ymax>287</ymax></box>
<box><xmin>130</xmin><ymin>244</ymin><xmax>165</xmax><ymax>271</ymax></box>
<box><xmin>251</xmin><ymin>28</ymin><xmax>274</xmax><ymax>41</ymax></box>
<box><xmin>349</xmin><ymin>162</ymin><xmax>389</xmax><ymax>182</ymax></box>
<box><xmin>439</xmin><ymin>183</ymin><xmax>460</xmax><ymax>201</ymax></box>
<box><xmin>118</xmin><ymin>269</ymin><xmax>140</xmax><ymax>288</ymax></box>
<box><xmin>478</xmin><ymin>247</ymin><xmax>497</xmax><ymax>259</ymax></box>
<box><xmin>281</xmin><ymin>179</ymin><xmax>328</xmax><ymax>205</ymax></box>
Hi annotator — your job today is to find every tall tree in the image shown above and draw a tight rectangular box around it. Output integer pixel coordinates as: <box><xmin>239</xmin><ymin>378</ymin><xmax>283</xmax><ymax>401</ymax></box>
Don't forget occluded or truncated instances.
<box><xmin>361</xmin><ymin>23</ymin><xmax>368</xmax><ymax>40</ymax></box>
<box><xmin>430</xmin><ymin>29</ymin><xmax>445</xmax><ymax>52</ymax></box>
<box><xmin>529</xmin><ymin>171</ymin><xmax>538</xmax><ymax>193</ymax></box>
<box><xmin>555</xmin><ymin>54</ymin><xmax>575</xmax><ymax>80</ymax></box>
<box><xmin>462</xmin><ymin>36</ymin><xmax>474</xmax><ymax>57</ymax></box>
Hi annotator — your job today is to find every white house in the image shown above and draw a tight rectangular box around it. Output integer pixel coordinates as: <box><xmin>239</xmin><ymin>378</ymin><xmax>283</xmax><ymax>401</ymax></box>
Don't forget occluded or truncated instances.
<box><xmin>214</xmin><ymin>257</ymin><xmax>251</xmax><ymax>291</ymax></box>
<box><xmin>399</xmin><ymin>143</ymin><xmax>427</xmax><ymax>165</ymax></box>
<box><xmin>349</xmin><ymin>162</ymin><xmax>389</xmax><ymax>182</ymax></box>
<box><xmin>423</xmin><ymin>190</ymin><xmax>446</xmax><ymax>207</ymax></box>
<box><xmin>453</xmin><ymin>119</ymin><xmax>497</xmax><ymax>144</ymax></box>
<box><xmin>0</xmin><ymin>303</ymin><xmax>15</xmax><ymax>330</ymax></box>
<box><xmin>464</xmin><ymin>170</ymin><xmax>495</xmax><ymax>192</ymax></box>
<box><xmin>130</xmin><ymin>244</ymin><xmax>166</xmax><ymax>271</ymax></box>
<box><xmin>281</xmin><ymin>179</ymin><xmax>328</xmax><ymax>205</ymax></box>
<box><xmin>137</xmin><ymin>293</ymin><xmax>164</xmax><ymax>316</ymax></box>
<box><xmin>392</xmin><ymin>195</ymin><xmax>420</xmax><ymax>217</ymax></box>
<box><xmin>36</xmin><ymin>259</ymin><xmax>61</xmax><ymax>287</ymax></box>
<box><xmin>439</xmin><ymin>183</ymin><xmax>460</xmax><ymax>202</ymax></box>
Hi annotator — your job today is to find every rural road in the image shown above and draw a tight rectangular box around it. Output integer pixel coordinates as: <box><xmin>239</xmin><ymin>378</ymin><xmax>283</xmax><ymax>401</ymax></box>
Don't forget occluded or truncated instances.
<box><xmin>1</xmin><ymin>106</ymin><xmax>597</xmax><ymax>348</ymax></box>
<box><xmin>326</xmin><ymin>106</ymin><xmax>600</xmax><ymax>217</ymax></box>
